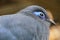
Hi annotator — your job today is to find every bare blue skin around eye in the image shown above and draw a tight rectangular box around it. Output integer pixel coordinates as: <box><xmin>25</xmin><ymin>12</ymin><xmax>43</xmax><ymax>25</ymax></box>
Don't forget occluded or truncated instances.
<box><xmin>33</xmin><ymin>12</ymin><xmax>46</xmax><ymax>20</ymax></box>
<box><xmin>33</xmin><ymin>12</ymin><xmax>41</xmax><ymax>16</ymax></box>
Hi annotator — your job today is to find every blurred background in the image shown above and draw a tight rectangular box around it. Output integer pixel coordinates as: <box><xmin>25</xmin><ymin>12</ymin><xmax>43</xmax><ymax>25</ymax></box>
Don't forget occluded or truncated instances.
<box><xmin>0</xmin><ymin>0</ymin><xmax>60</xmax><ymax>22</ymax></box>
<box><xmin>0</xmin><ymin>0</ymin><xmax>60</xmax><ymax>40</ymax></box>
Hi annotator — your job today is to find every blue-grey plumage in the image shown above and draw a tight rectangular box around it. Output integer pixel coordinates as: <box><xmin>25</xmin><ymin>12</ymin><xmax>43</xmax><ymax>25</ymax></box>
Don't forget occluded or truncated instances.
<box><xmin>0</xmin><ymin>5</ymin><xmax>54</xmax><ymax>40</ymax></box>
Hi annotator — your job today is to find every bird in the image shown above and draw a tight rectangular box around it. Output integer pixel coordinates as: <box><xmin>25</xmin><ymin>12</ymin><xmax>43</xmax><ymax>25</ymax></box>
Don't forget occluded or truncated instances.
<box><xmin>0</xmin><ymin>5</ymin><xmax>55</xmax><ymax>40</ymax></box>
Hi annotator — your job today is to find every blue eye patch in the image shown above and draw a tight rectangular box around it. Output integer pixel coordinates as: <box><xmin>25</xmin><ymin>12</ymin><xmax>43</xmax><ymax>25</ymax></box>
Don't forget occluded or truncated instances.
<box><xmin>33</xmin><ymin>12</ymin><xmax>42</xmax><ymax>16</ymax></box>
<box><xmin>33</xmin><ymin>11</ymin><xmax>46</xmax><ymax>20</ymax></box>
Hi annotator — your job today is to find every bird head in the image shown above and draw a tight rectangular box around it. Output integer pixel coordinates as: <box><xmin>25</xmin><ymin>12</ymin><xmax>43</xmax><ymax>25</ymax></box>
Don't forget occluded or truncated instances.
<box><xmin>19</xmin><ymin>5</ymin><xmax>56</xmax><ymax>25</ymax></box>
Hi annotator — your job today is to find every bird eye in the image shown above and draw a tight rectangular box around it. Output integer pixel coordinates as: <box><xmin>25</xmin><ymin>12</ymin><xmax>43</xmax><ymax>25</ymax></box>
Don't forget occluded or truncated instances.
<box><xmin>40</xmin><ymin>13</ymin><xmax>44</xmax><ymax>16</ymax></box>
<box><xmin>33</xmin><ymin>11</ymin><xmax>46</xmax><ymax>20</ymax></box>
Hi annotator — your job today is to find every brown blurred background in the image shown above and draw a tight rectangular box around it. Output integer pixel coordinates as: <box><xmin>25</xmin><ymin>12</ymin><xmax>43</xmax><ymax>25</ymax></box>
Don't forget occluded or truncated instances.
<box><xmin>0</xmin><ymin>0</ymin><xmax>60</xmax><ymax>23</ymax></box>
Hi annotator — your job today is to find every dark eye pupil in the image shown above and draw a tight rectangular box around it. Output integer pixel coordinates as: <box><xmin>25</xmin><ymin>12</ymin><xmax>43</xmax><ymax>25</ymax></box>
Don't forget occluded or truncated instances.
<box><xmin>40</xmin><ymin>14</ymin><xmax>43</xmax><ymax>16</ymax></box>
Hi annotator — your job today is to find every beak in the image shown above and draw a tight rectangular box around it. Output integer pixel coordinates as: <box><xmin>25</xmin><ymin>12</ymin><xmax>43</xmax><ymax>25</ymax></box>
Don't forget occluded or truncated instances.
<box><xmin>47</xmin><ymin>19</ymin><xmax>56</xmax><ymax>25</ymax></box>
